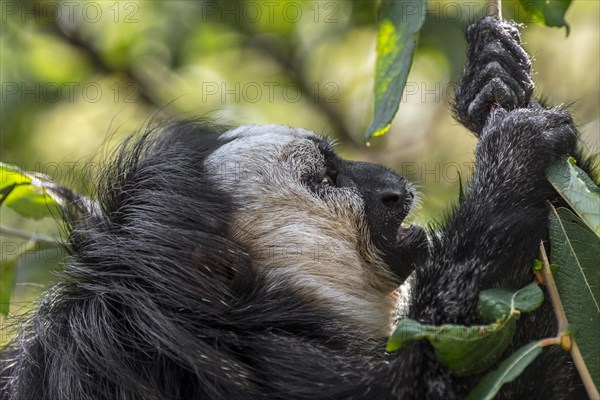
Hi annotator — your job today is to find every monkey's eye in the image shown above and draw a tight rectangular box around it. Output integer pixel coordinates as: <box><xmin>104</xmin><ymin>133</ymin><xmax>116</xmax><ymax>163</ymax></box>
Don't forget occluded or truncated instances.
<box><xmin>321</xmin><ymin>174</ymin><xmax>335</xmax><ymax>187</ymax></box>
<box><xmin>308</xmin><ymin>167</ymin><xmax>335</xmax><ymax>189</ymax></box>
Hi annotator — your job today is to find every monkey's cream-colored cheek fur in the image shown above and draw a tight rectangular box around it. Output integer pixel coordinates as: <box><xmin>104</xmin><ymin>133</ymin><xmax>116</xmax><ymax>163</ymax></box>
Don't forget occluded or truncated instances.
<box><xmin>206</xmin><ymin>125</ymin><xmax>401</xmax><ymax>338</ymax></box>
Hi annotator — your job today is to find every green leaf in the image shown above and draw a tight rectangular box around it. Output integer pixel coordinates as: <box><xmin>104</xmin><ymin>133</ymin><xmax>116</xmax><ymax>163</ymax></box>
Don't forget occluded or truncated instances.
<box><xmin>386</xmin><ymin>318</ymin><xmax>436</xmax><ymax>352</ymax></box>
<box><xmin>532</xmin><ymin>258</ymin><xmax>544</xmax><ymax>271</ymax></box>
<box><xmin>388</xmin><ymin>318</ymin><xmax>518</xmax><ymax>376</ymax></box>
<box><xmin>477</xmin><ymin>283</ymin><xmax>544</xmax><ymax>322</ymax></box>
<box><xmin>1</xmin><ymin>162</ymin><xmax>31</xmax><ymax>206</ymax></box>
<box><xmin>512</xmin><ymin>282</ymin><xmax>545</xmax><ymax>313</ymax></box>
<box><xmin>0</xmin><ymin>162</ymin><xmax>32</xmax><ymax>187</ymax></box>
<box><xmin>549</xmin><ymin>206</ymin><xmax>600</xmax><ymax>390</ymax></box>
<box><xmin>0</xmin><ymin>255</ymin><xmax>18</xmax><ymax>317</ymax></box>
<box><xmin>518</xmin><ymin>0</ymin><xmax>573</xmax><ymax>34</ymax></box>
<box><xmin>466</xmin><ymin>341</ymin><xmax>544</xmax><ymax>400</ymax></box>
<box><xmin>0</xmin><ymin>162</ymin><xmax>61</xmax><ymax>220</ymax></box>
<box><xmin>0</xmin><ymin>184</ymin><xmax>17</xmax><ymax>206</ymax></box>
<box><xmin>3</xmin><ymin>184</ymin><xmax>61</xmax><ymax>220</ymax></box>
<box><xmin>388</xmin><ymin>284</ymin><xmax>544</xmax><ymax>376</ymax></box>
<box><xmin>477</xmin><ymin>288</ymin><xmax>514</xmax><ymax>322</ymax></box>
<box><xmin>364</xmin><ymin>0</ymin><xmax>427</xmax><ymax>142</ymax></box>
<box><xmin>429</xmin><ymin>319</ymin><xmax>517</xmax><ymax>376</ymax></box>
<box><xmin>548</xmin><ymin>157</ymin><xmax>600</xmax><ymax>235</ymax></box>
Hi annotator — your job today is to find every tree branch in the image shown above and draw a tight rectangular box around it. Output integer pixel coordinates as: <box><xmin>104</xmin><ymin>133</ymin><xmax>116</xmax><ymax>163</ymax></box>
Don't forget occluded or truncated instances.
<box><xmin>30</xmin><ymin>3</ymin><xmax>173</xmax><ymax>117</ymax></box>
<box><xmin>538</xmin><ymin>241</ymin><xmax>600</xmax><ymax>399</ymax></box>
<box><xmin>489</xmin><ymin>0</ymin><xmax>502</xmax><ymax>20</ymax></box>
<box><xmin>538</xmin><ymin>242</ymin><xmax>568</xmax><ymax>331</ymax></box>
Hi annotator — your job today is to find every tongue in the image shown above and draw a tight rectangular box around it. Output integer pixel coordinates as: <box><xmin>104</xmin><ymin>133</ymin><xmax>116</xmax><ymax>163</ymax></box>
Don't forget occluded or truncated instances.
<box><xmin>397</xmin><ymin>224</ymin><xmax>413</xmax><ymax>241</ymax></box>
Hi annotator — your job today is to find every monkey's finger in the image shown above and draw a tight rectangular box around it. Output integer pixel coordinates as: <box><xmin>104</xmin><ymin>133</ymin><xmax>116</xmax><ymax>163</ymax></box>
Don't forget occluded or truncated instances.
<box><xmin>467</xmin><ymin>17</ymin><xmax>531</xmax><ymax>68</ymax></box>
<box><xmin>494</xmin><ymin>30</ymin><xmax>531</xmax><ymax>70</ymax></box>
<box><xmin>469</xmin><ymin>60</ymin><xmax>531</xmax><ymax>107</ymax></box>
<box><xmin>500</xmin><ymin>21</ymin><xmax>522</xmax><ymax>42</ymax></box>
<box><xmin>476</xmin><ymin>41</ymin><xmax>532</xmax><ymax>89</ymax></box>
<box><xmin>540</xmin><ymin>110</ymin><xmax>578</xmax><ymax>154</ymax></box>
<box><xmin>466</xmin><ymin>79</ymin><xmax>519</xmax><ymax>134</ymax></box>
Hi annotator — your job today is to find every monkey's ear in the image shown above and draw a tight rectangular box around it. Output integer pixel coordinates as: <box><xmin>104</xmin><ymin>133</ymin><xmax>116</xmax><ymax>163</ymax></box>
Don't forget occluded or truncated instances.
<box><xmin>191</xmin><ymin>236</ymin><xmax>252</xmax><ymax>287</ymax></box>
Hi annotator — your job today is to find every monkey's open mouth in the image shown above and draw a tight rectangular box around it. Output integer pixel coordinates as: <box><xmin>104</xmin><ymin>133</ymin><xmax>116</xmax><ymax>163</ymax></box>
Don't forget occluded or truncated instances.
<box><xmin>396</xmin><ymin>223</ymin><xmax>416</xmax><ymax>241</ymax></box>
<box><xmin>372</xmin><ymin>194</ymin><xmax>429</xmax><ymax>282</ymax></box>
<box><xmin>381</xmin><ymin>221</ymin><xmax>428</xmax><ymax>282</ymax></box>
<box><xmin>388</xmin><ymin>188</ymin><xmax>423</xmax><ymax>245</ymax></box>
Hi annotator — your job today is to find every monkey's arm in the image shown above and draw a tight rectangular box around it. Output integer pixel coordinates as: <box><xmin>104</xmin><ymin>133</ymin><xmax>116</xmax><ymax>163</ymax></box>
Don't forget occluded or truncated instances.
<box><xmin>392</xmin><ymin>107</ymin><xmax>582</xmax><ymax>400</ymax></box>
<box><xmin>428</xmin><ymin>18</ymin><xmax>577</xmax><ymax>323</ymax></box>
<box><xmin>388</xmin><ymin>18</ymin><xmax>586</xmax><ymax>399</ymax></box>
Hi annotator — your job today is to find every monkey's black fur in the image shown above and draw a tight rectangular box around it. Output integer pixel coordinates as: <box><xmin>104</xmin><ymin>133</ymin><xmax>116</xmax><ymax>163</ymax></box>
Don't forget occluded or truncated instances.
<box><xmin>1</xmin><ymin>17</ymin><xmax>594</xmax><ymax>400</ymax></box>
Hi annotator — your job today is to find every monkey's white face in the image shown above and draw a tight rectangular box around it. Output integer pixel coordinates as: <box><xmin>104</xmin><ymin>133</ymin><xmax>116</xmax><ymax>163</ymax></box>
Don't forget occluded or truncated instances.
<box><xmin>206</xmin><ymin>125</ymin><xmax>427</xmax><ymax>337</ymax></box>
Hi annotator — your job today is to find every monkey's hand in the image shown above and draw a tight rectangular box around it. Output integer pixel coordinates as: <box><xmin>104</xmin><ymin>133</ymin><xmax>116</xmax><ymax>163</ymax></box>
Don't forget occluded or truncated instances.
<box><xmin>409</xmin><ymin>107</ymin><xmax>577</xmax><ymax>326</ymax></box>
<box><xmin>474</xmin><ymin>107</ymin><xmax>576</xmax><ymax>203</ymax></box>
<box><xmin>453</xmin><ymin>16</ymin><xmax>534</xmax><ymax>136</ymax></box>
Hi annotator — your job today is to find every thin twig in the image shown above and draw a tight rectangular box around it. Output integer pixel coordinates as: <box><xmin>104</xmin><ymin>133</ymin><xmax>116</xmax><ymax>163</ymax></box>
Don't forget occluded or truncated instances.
<box><xmin>570</xmin><ymin>341</ymin><xmax>600</xmax><ymax>399</ymax></box>
<box><xmin>538</xmin><ymin>337</ymin><xmax>561</xmax><ymax>348</ymax></box>
<box><xmin>538</xmin><ymin>242</ymin><xmax>568</xmax><ymax>331</ymax></box>
<box><xmin>538</xmin><ymin>242</ymin><xmax>600</xmax><ymax>399</ymax></box>
<box><xmin>0</xmin><ymin>225</ymin><xmax>59</xmax><ymax>247</ymax></box>
<box><xmin>489</xmin><ymin>0</ymin><xmax>502</xmax><ymax>20</ymax></box>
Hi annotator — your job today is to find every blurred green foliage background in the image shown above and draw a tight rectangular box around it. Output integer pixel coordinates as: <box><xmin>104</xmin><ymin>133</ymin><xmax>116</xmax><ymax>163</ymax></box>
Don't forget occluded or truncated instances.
<box><xmin>1</xmin><ymin>0</ymin><xmax>598</xmax><ymax>342</ymax></box>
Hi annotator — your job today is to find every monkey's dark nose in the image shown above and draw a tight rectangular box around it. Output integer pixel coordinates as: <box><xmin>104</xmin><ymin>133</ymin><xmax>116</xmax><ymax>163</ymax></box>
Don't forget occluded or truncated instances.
<box><xmin>336</xmin><ymin>160</ymin><xmax>412</xmax><ymax>211</ymax></box>
<box><xmin>380</xmin><ymin>189</ymin><xmax>406</xmax><ymax>209</ymax></box>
